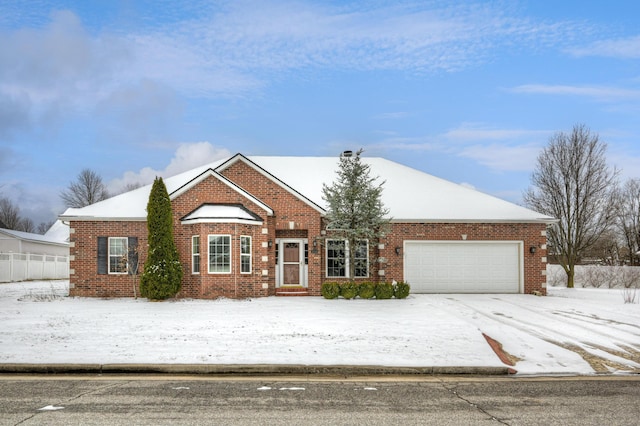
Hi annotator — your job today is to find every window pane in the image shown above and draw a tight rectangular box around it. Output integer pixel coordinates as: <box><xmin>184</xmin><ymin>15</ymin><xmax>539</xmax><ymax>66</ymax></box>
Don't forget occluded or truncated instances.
<box><xmin>209</xmin><ymin>235</ymin><xmax>231</xmax><ymax>273</ymax></box>
<box><xmin>327</xmin><ymin>240</ymin><xmax>346</xmax><ymax>278</ymax></box>
<box><xmin>192</xmin><ymin>236</ymin><xmax>200</xmax><ymax>274</ymax></box>
<box><xmin>355</xmin><ymin>240</ymin><xmax>368</xmax><ymax>277</ymax></box>
<box><xmin>192</xmin><ymin>236</ymin><xmax>200</xmax><ymax>254</ymax></box>
<box><xmin>240</xmin><ymin>236</ymin><xmax>251</xmax><ymax>274</ymax></box>
<box><xmin>108</xmin><ymin>237</ymin><xmax>127</xmax><ymax>274</ymax></box>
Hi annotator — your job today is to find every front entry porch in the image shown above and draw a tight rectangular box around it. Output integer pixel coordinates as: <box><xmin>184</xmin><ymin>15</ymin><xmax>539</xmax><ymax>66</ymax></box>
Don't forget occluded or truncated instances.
<box><xmin>275</xmin><ymin>238</ymin><xmax>309</xmax><ymax>296</ymax></box>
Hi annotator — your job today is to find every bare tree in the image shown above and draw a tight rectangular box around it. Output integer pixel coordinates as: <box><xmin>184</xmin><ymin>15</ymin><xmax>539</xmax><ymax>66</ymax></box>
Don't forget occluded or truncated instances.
<box><xmin>615</xmin><ymin>178</ymin><xmax>640</xmax><ymax>265</ymax></box>
<box><xmin>524</xmin><ymin>124</ymin><xmax>618</xmax><ymax>288</ymax></box>
<box><xmin>37</xmin><ymin>220</ymin><xmax>56</xmax><ymax>235</ymax></box>
<box><xmin>60</xmin><ymin>169</ymin><xmax>110</xmax><ymax>208</ymax></box>
<box><xmin>581</xmin><ymin>229</ymin><xmax>621</xmax><ymax>265</ymax></box>
<box><xmin>112</xmin><ymin>182</ymin><xmax>143</xmax><ymax>196</ymax></box>
<box><xmin>19</xmin><ymin>217</ymin><xmax>35</xmax><ymax>233</ymax></box>
<box><xmin>0</xmin><ymin>197</ymin><xmax>22</xmax><ymax>230</ymax></box>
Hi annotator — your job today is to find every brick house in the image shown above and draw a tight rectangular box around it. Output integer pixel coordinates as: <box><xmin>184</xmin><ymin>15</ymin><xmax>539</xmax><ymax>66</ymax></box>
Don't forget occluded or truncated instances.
<box><xmin>60</xmin><ymin>153</ymin><xmax>555</xmax><ymax>298</ymax></box>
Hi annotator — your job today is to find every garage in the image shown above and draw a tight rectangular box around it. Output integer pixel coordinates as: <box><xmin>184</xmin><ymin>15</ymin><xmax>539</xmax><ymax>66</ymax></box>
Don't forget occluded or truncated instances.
<box><xmin>404</xmin><ymin>241</ymin><xmax>522</xmax><ymax>293</ymax></box>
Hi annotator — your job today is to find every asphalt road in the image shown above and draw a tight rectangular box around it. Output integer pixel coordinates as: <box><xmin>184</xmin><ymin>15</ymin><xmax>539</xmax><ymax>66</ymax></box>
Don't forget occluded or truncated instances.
<box><xmin>1</xmin><ymin>375</ymin><xmax>639</xmax><ymax>425</ymax></box>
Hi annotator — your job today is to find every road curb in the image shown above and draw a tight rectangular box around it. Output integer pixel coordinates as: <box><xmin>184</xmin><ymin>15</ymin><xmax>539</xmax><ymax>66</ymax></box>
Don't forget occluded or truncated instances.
<box><xmin>0</xmin><ymin>363</ymin><xmax>512</xmax><ymax>376</ymax></box>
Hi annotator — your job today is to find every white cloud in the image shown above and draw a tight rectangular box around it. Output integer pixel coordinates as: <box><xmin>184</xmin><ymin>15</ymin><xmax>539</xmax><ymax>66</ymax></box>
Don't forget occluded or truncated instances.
<box><xmin>0</xmin><ymin>2</ymin><xmax>593</xmax><ymax>126</ymax></box>
<box><xmin>0</xmin><ymin>10</ymin><xmax>130</xmax><ymax>136</ymax></box>
<box><xmin>510</xmin><ymin>84</ymin><xmax>640</xmax><ymax>101</ymax></box>
<box><xmin>569</xmin><ymin>35</ymin><xmax>640</xmax><ymax>58</ymax></box>
<box><xmin>442</xmin><ymin>123</ymin><xmax>549</xmax><ymax>142</ymax></box>
<box><xmin>368</xmin><ymin>123</ymin><xmax>548</xmax><ymax>173</ymax></box>
<box><xmin>458</xmin><ymin>143</ymin><xmax>542</xmax><ymax>172</ymax></box>
<box><xmin>108</xmin><ymin>142</ymin><xmax>232</xmax><ymax>193</ymax></box>
<box><xmin>96</xmin><ymin>79</ymin><xmax>184</xmax><ymax>146</ymax></box>
<box><xmin>0</xmin><ymin>10</ymin><xmax>129</xmax><ymax>104</ymax></box>
<box><xmin>373</xmin><ymin>112</ymin><xmax>410</xmax><ymax>120</ymax></box>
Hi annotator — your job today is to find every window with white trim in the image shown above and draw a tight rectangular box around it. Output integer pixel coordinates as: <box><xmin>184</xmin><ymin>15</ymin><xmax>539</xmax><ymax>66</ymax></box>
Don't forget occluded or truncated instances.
<box><xmin>192</xmin><ymin>235</ymin><xmax>200</xmax><ymax>274</ymax></box>
<box><xmin>108</xmin><ymin>237</ymin><xmax>128</xmax><ymax>274</ymax></box>
<box><xmin>327</xmin><ymin>240</ymin><xmax>346</xmax><ymax>278</ymax></box>
<box><xmin>326</xmin><ymin>239</ymin><xmax>368</xmax><ymax>278</ymax></box>
<box><xmin>240</xmin><ymin>235</ymin><xmax>251</xmax><ymax>274</ymax></box>
<box><xmin>208</xmin><ymin>235</ymin><xmax>231</xmax><ymax>273</ymax></box>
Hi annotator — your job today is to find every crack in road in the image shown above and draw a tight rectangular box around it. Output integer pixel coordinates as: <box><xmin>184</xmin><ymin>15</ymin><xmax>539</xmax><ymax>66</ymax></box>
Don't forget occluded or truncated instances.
<box><xmin>438</xmin><ymin>380</ymin><xmax>511</xmax><ymax>425</ymax></box>
<box><xmin>13</xmin><ymin>380</ymin><xmax>130</xmax><ymax>426</ymax></box>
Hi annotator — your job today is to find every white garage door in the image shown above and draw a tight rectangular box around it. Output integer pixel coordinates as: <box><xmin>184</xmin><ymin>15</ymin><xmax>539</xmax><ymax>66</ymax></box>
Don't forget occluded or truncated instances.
<box><xmin>404</xmin><ymin>241</ymin><xmax>521</xmax><ymax>293</ymax></box>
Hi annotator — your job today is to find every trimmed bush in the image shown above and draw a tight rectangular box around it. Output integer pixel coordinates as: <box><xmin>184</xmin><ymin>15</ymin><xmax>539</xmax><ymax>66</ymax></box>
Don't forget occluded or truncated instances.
<box><xmin>375</xmin><ymin>282</ymin><xmax>394</xmax><ymax>300</ymax></box>
<box><xmin>340</xmin><ymin>282</ymin><xmax>359</xmax><ymax>299</ymax></box>
<box><xmin>358</xmin><ymin>282</ymin><xmax>376</xmax><ymax>299</ymax></box>
<box><xmin>394</xmin><ymin>281</ymin><xmax>411</xmax><ymax>299</ymax></box>
<box><xmin>321</xmin><ymin>282</ymin><xmax>340</xmax><ymax>299</ymax></box>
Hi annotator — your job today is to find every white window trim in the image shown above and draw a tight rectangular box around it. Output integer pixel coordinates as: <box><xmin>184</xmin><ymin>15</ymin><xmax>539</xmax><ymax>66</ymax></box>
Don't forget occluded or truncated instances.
<box><xmin>192</xmin><ymin>235</ymin><xmax>200</xmax><ymax>275</ymax></box>
<box><xmin>240</xmin><ymin>235</ymin><xmax>252</xmax><ymax>274</ymax></box>
<box><xmin>354</xmin><ymin>239</ymin><xmax>370</xmax><ymax>279</ymax></box>
<box><xmin>325</xmin><ymin>239</ymin><xmax>369</xmax><ymax>278</ymax></box>
<box><xmin>326</xmin><ymin>239</ymin><xmax>346</xmax><ymax>278</ymax></box>
<box><xmin>208</xmin><ymin>234</ymin><xmax>232</xmax><ymax>274</ymax></box>
<box><xmin>108</xmin><ymin>237</ymin><xmax>128</xmax><ymax>275</ymax></box>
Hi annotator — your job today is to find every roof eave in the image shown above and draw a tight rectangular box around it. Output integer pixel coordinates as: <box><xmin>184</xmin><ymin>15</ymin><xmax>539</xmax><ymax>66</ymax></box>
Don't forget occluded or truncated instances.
<box><xmin>180</xmin><ymin>218</ymin><xmax>264</xmax><ymax>226</ymax></box>
<box><xmin>389</xmin><ymin>218</ymin><xmax>558</xmax><ymax>224</ymax></box>
<box><xmin>59</xmin><ymin>216</ymin><xmax>147</xmax><ymax>222</ymax></box>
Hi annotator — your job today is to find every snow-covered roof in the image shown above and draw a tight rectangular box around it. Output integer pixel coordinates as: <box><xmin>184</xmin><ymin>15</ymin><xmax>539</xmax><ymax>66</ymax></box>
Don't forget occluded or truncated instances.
<box><xmin>0</xmin><ymin>227</ymin><xmax>69</xmax><ymax>247</ymax></box>
<box><xmin>181</xmin><ymin>204</ymin><xmax>264</xmax><ymax>224</ymax></box>
<box><xmin>44</xmin><ymin>220</ymin><xmax>70</xmax><ymax>243</ymax></box>
<box><xmin>59</xmin><ymin>154</ymin><xmax>555</xmax><ymax>223</ymax></box>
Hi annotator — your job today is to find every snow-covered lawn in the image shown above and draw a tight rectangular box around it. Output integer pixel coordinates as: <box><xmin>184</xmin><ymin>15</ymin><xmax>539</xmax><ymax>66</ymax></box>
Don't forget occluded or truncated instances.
<box><xmin>1</xmin><ymin>278</ymin><xmax>639</xmax><ymax>376</ymax></box>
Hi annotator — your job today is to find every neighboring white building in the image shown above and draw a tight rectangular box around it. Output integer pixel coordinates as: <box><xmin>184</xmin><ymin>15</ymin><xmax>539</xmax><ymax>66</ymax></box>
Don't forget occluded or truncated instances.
<box><xmin>0</xmin><ymin>224</ymin><xmax>70</xmax><ymax>282</ymax></box>
<box><xmin>0</xmin><ymin>226</ymin><xmax>69</xmax><ymax>256</ymax></box>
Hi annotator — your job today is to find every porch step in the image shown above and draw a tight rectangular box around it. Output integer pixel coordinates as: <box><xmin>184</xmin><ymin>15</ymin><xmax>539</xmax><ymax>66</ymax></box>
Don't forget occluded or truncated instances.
<box><xmin>275</xmin><ymin>287</ymin><xmax>310</xmax><ymax>297</ymax></box>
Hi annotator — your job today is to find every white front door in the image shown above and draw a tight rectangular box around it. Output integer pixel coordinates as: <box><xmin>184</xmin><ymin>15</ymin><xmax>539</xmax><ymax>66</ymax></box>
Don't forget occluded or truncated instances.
<box><xmin>277</xmin><ymin>239</ymin><xmax>308</xmax><ymax>287</ymax></box>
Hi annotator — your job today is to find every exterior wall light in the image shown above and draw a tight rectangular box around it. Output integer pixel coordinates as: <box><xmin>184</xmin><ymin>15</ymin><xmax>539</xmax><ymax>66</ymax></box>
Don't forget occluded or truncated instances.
<box><xmin>529</xmin><ymin>246</ymin><xmax>537</xmax><ymax>254</ymax></box>
<box><xmin>395</xmin><ymin>247</ymin><xmax>401</xmax><ymax>255</ymax></box>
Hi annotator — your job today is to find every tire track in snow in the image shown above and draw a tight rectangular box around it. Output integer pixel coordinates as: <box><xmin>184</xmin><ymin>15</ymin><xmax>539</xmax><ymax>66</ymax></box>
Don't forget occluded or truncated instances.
<box><xmin>551</xmin><ymin>310</ymin><xmax>640</xmax><ymax>334</ymax></box>
<box><xmin>491</xmin><ymin>298</ymin><xmax>640</xmax><ymax>347</ymax></box>
<box><xmin>445</xmin><ymin>297</ymin><xmax>640</xmax><ymax>373</ymax></box>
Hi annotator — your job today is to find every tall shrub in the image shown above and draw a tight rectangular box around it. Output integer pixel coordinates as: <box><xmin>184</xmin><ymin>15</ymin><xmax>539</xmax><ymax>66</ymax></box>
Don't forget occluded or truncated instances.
<box><xmin>140</xmin><ymin>177</ymin><xmax>183</xmax><ymax>300</ymax></box>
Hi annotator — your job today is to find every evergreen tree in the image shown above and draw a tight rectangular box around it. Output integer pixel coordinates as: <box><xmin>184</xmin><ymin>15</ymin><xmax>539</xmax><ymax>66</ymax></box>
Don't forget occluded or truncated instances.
<box><xmin>140</xmin><ymin>177</ymin><xmax>183</xmax><ymax>299</ymax></box>
<box><xmin>322</xmin><ymin>149</ymin><xmax>390</xmax><ymax>281</ymax></box>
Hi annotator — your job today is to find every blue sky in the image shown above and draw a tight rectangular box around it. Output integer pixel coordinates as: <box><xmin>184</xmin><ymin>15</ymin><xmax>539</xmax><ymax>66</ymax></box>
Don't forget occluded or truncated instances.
<box><xmin>1</xmin><ymin>0</ymin><xmax>640</xmax><ymax>226</ymax></box>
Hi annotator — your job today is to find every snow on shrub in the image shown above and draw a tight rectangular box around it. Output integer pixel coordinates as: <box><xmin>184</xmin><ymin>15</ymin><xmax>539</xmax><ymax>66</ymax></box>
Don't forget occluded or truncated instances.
<box><xmin>394</xmin><ymin>281</ymin><xmax>410</xmax><ymax>299</ymax></box>
<box><xmin>339</xmin><ymin>282</ymin><xmax>358</xmax><ymax>299</ymax></box>
<box><xmin>358</xmin><ymin>282</ymin><xmax>376</xmax><ymax>299</ymax></box>
<box><xmin>375</xmin><ymin>282</ymin><xmax>394</xmax><ymax>299</ymax></box>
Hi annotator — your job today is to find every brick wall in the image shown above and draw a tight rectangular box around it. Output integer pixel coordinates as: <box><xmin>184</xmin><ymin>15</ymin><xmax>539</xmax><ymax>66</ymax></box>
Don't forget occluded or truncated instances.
<box><xmin>171</xmin><ymin>174</ymin><xmax>274</xmax><ymax>299</ymax></box>
<box><xmin>69</xmin><ymin>220</ymin><xmax>147</xmax><ymax>297</ymax></box>
<box><xmin>382</xmin><ymin>222</ymin><xmax>548</xmax><ymax>295</ymax></box>
<box><xmin>220</xmin><ymin>161</ymin><xmax>325</xmax><ymax>295</ymax></box>
<box><xmin>69</xmin><ymin>160</ymin><xmax>548</xmax><ymax>298</ymax></box>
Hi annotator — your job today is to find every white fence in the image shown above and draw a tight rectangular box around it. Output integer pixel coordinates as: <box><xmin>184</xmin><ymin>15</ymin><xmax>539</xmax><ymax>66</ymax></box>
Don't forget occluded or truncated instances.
<box><xmin>0</xmin><ymin>253</ymin><xmax>69</xmax><ymax>283</ymax></box>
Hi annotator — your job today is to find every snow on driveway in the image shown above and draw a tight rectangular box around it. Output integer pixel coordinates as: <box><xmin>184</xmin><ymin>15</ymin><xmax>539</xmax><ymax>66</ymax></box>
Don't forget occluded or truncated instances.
<box><xmin>0</xmin><ymin>280</ymin><xmax>639</xmax><ymax>375</ymax></box>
